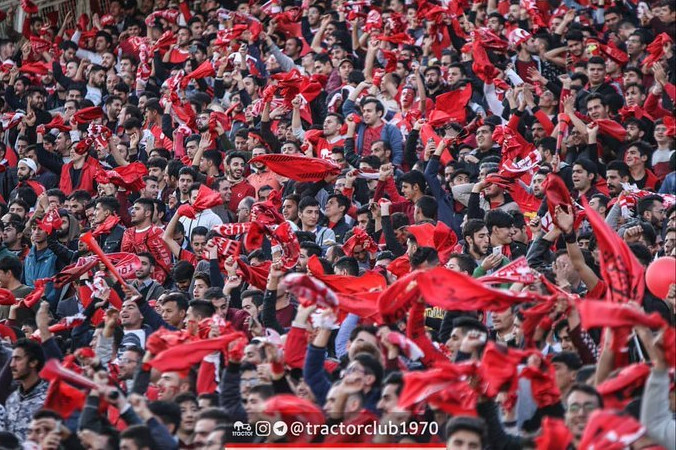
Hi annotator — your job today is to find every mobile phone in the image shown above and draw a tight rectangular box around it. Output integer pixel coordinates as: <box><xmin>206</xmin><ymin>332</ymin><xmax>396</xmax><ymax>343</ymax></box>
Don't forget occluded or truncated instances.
<box><xmin>492</xmin><ymin>246</ymin><xmax>502</xmax><ymax>257</ymax></box>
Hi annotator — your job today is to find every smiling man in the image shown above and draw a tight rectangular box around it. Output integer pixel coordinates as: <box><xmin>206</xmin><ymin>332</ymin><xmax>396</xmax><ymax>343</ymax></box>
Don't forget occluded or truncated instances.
<box><xmin>226</xmin><ymin>152</ymin><xmax>256</xmax><ymax>213</ymax></box>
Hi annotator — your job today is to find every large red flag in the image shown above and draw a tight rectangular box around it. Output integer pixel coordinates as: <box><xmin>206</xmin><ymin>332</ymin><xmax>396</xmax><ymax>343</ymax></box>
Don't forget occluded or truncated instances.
<box><xmin>582</xmin><ymin>198</ymin><xmax>645</xmax><ymax>304</ymax></box>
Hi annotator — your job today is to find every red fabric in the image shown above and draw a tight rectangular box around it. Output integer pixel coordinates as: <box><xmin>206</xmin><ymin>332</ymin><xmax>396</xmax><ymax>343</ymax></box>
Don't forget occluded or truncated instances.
<box><xmin>0</xmin><ymin>324</ymin><xmax>16</xmax><ymax>342</ymax></box>
<box><xmin>542</xmin><ymin>173</ymin><xmax>573</xmax><ymax>227</ymax></box>
<box><xmin>263</xmin><ymin>395</ymin><xmax>325</xmax><ymax>443</ymax></box>
<box><xmin>593</xmin><ymin>119</ymin><xmax>627</xmax><ymax>141</ymax></box>
<box><xmin>29</xmin><ymin>36</ymin><xmax>51</xmax><ymax>54</ymax></box>
<box><xmin>342</xmin><ymin>227</ymin><xmax>378</xmax><ymax>257</ymax></box>
<box><xmin>577</xmin><ymin>300</ymin><xmax>666</xmax><ymax>330</ymax></box>
<box><xmin>37</xmin><ymin>209</ymin><xmax>63</xmax><ymax>234</ymax></box>
<box><xmin>643</xmin><ymin>32</ymin><xmax>672</xmax><ymax>68</ymax></box>
<box><xmin>54</xmin><ymin>256</ymin><xmax>99</xmax><ymax>289</ymax></box>
<box><xmin>72</xmin><ymin>107</ymin><xmax>104</xmax><ymax>125</ymax></box>
<box><xmin>376</xmin><ymin>32</ymin><xmax>415</xmax><ymax>45</ymax></box>
<box><xmin>236</xmin><ymin>259</ymin><xmax>271</xmax><ymax>290</ymax></box>
<box><xmin>579</xmin><ymin>410</ymin><xmax>646</xmax><ymax>450</ymax></box>
<box><xmin>520</xmin><ymin>358</ymin><xmax>561</xmax><ymax>407</ymax></box>
<box><xmin>145</xmin><ymin>328</ymin><xmax>196</xmax><ymax>355</ymax></box>
<box><xmin>535</xmin><ymin>418</ymin><xmax>573</xmax><ymax>450</ymax></box>
<box><xmin>398</xmin><ymin>361</ymin><xmax>478</xmax><ymax>416</ymax></box>
<box><xmin>597</xmin><ymin>363</ymin><xmax>651</xmax><ymax>409</ymax></box>
<box><xmin>95</xmin><ymin>162</ymin><xmax>148</xmax><ymax>192</ymax></box>
<box><xmin>180</xmin><ymin>60</ymin><xmax>216</xmax><ymax>89</ymax></box>
<box><xmin>0</xmin><ymin>289</ymin><xmax>17</xmax><ymax>306</ymax></box>
<box><xmin>280</xmin><ymin>273</ymin><xmax>338</xmax><ymax>309</ymax></box>
<box><xmin>416</xmin><ymin>267</ymin><xmax>550</xmax><ymax>312</ymax></box>
<box><xmin>405</xmin><ymin>221</ymin><xmax>458</xmax><ymax>264</ymax></box>
<box><xmin>42</xmin><ymin>378</ymin><xmax>86</xmax><ymax>419</ymax></box>
<box><xmin>18</xmin><ymin>62</ymin><xmax>51</xmax><ymax>75</ymax></box>
<box><xmin>196</xmin><ymin>359</ymin><xmax>219</xmax><ymax>395</ymax></box>
<box><xmin>583</xmin><ymin>198</ymin><xmax>645</xmax><ymax>305</ymax></box>
<box><xmin>377</xmin><ymin>270</ymin><xmax>421</xmax><ymax>323</ymax></box>
<box><xmin>40</xmin><ymin>115</ymin><xmax>72</xmax><ymax>132</ymax></box>
<box><xmin>307</xmin><ymin>255</ymin><xmax>387</xmax><ymax>294</ymax></box>
<box><xmin>520</xmin><ymin>297</ymin><xmax>558</xmax><ymax>347</ymax></box>
<box><xmin>21</xmin><ymin>278</ymin><xmax>51</xmax><ymax>309</ymax></box>
<box><xmin>336</xmin><ymin>292</ymin><xmax>382</xmax><ymax>321</ymax></box>
<box><xmin>121</xmin><ymin>226</ymin><xmax>172</xmax><ymax>284</ymax></box>
<box><xmin>91</xmin><ymin>215</ymin><xmax>121</xmax><ymax>238</ymax></box>
<box><xmin>177</xmin><ymin>185</ymin><xmax>222</xmax><ymax>219</ymax></box>
<box><xmin>407</xmin><ymin>299</ymin><xmax>449</xmax><ymax>367</ymax></box>
<box><xmin>249</xmin><ymin>154</ymin><xmax>340</xmax><ymax>182</ymax></box>
<box><xmin>20</xmin><ymin>0</ymin><xmax>38</xmax><ymax>14</ymax></box>
<box><xmin>149</xmin><ymin>332</ymin><xmax>246</xmax><ymax>372</ymax></box>
<box><xmin>479</xmin><ymin>256</ymin><xmax>535</xmax><ymax>285</ymax></box>
<box><xmin>479</xmin><ymin>342</ymin><xmax>531</xmax><ymax>398</ymax></box>
<box><xmin>433</xmin><ymin>83</ymin><xmax>473</xmax><ymax>123</ymax></box>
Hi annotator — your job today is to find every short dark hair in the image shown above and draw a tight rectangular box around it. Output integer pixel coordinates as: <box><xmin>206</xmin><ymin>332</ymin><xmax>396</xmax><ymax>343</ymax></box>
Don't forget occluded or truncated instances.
<box><xmin>120</xmin><ymin>425</ymin><xmax>152</xmax><ymax>449</ymax></box>
<box><xmin>565</xmin><ymin>383</ymin><xmax>604</xmax><ymax>409</ymax></box>
<box><xmin>415</xmin><ymin>196</ymin><xmax>437</xmax><ymax>220</ymax></box>
<box><xmin>586</xmin><ymin>56</ymin><xmax>605</xmax><ymax>67</ymax></box>
<box><xmin>148</xmin><ymin>401</ymin><xmax>182</xmax><ymax>431</ymax></box>
<box><xmin>188</xmin><ymin>300</ymin><xmax>216</xmax><ymax>319</ymax></box>
<box><xmin>298</xmin><ymin>197</ymin><xmax>320</xmax><ymax>213</ymax></box>
<box><xmin>161</xmin><ymin>292</ymin><xmax>189</xmax><ymax>311</ymax></box>
<box><xmin>574</xmin><ymin>158</ymin><xmax>598</xmax><ymax>177</ymax></box>
<box><xmin>607</xmin><ymin>160</ymin><xmax>630</xmax><ymax>178</ymax></box>
<box><xmin>334</xmin><ymin>256</ymin><xmax>359</xmax><ymax>276</ymax></box>
<box><xmin>300</xmin><ymin>241</ymin><xmax>322</xmax><ymax>257</ymax></box>
<box><xmin>485</xmin><ymin>209</ymin><xmax>514</xmax><ymax>231</ymax></box>
<box><xmin>445</xmin><ymin>417</ymin><xmax>486</xmax><ymax>446</ymax></box>
<box><xmin>0</xmin><ymin>256</ymin><xmax>22</xmax><ymax>280</ymax></box>
<box><xmin>410</xmin><ymin>247</ymin><xmax>439</xmax><ymax>268</ymax></box>
<box><xmin>327</xmin><ymin>194</ymin><xmax>350</xmax><ymax>215</ymax></box>
<box><xmin>399</xmin><ymin>170</ymin><xmax>426</xmax><ymax>192</ymax></box>
<box><xmin>445</xmin><ymin>253</ymin><xmax>477</xmax><ymax>275</ymax></box>
<box><xmin>585</xmin><ymin>92</ymin><xmax>606</xmax><ymax>108</ymax></box>
<box><xmin>96</xmin><ymin>196</ymin><xmax>120</xmax><ymax>214</ymax></box>
<box><xmin>15</xmin><ymin>338</ymin><xmax>45</xmax><ymax>372</ymax></box>
<box><xmin>226</xmin><ymin>151</ymin><xmax>247</xmax><ymax>165</ymax></box>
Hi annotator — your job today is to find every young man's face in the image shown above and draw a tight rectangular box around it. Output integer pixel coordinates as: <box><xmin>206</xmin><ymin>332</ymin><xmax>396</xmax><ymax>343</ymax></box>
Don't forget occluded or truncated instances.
<box><xmin>300</xmin><ymin>205</ymin><xmax>320</xmax><ymax>228</ymax></box>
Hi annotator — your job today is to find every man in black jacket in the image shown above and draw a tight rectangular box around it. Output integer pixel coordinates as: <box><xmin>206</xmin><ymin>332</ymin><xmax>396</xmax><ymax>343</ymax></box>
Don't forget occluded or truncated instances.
<box><xmin>92</xmin><ymin>196</ymin><xmax>125</xmax><ymax>253</ymax></box>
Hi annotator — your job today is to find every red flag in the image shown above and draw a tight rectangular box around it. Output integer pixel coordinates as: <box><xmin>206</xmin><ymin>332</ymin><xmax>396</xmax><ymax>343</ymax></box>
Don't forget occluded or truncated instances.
<box><xmin>335</xmin><ymin>292</ymin><xmax>382</xmax><ymax>321</ymax></box>
<box><xmin>249</xmin><ymin>154</ymin><xmax>341</xmax><ymax>182</ymax></box>
<box><xmin>593</xmin><ymin>119</ymin><xmax>627</xmax><ymax>141</ymax></box>
<box><xmin>95</xmin><ymin>162</ymin><xmax>148</xmax><ymax>192</ymax></box>
<box><xmin>417</xmin><ymin>267</ymin><xmax>550</xmax><ymax>312</ymax></box>
<box><xmin>177</xmin><ymin>185</ymin><xmax>222</xmax><ymax>219</ymax></box>
<box><xmin>146</xmin><ymin>328</ymin><xmax>196</xmax><ymax>355</ymax></box>
<box><xmin>20</xmin><ymin>0</ymin><xmax>39</xmax><ymax>14</ymax></box>
<box><xmin>180</xmin><ymin>60</ymin><xmax>216</xmax><ymax>89</ymax></box>
<box><xmin>42</xmin><ymin>378</ymin><xmax>86</xmax><ymax>419</ymax></box>
<box><xmin>376</xmin><ymin>32</ymin><xmax>415</xmax><ymax>45</ymax></box>
<box><xmin>520</xmin><ymin>358</ymin><xmax>561</xmax><ymax>407</ymax></box>
<box><xmin>542</xmin><ymin>173</ymin><xmax>576</xmax><ymax>228</ymax></box>
<box><xmin>405</xmin><ymin>221</ymin><xmax>458</xmax><ymax>264</ymax></box>
<box><xmin>342</xmin><ymin>228</ymin><xmax>379</xmax><ymax>257</ymax></box>
<box><xmin>307</xmin><ymin>255</ymin><xmax>387</xmax><ymax>294</ymax></box>
<box><xmin>582</xmin><ymin>198</ymin><xmax>646</xmax><ymax>304</ymax></box>
<box><xmin>236</xmin><ymin>259</ymin><xmax>271</xmax><ymax>290</ymax></box>
<box><xmin>579</xmin><ymin>410</ymin><xmax>646</xmax><ymax>450</ymax></box>
<box><xmin>479</xmin><ymin>342</ymin><xmax>531</xmax><ymax>398</ymax></box>
<box><xmin>0</xmin><ymin>289</ymin><xmax>16</xmax><ymax>306</ymax></box>
<box><xmin>398</xmin><ymin>361</ymin><xmax>478</xmax><ymax>416</ymax></box>
<box><xmin>479</xmin><ymin>257</ymin><xmax>535</xmax><ymax>285</ymax></box>
<box><xmin>377</xmin><ymin>270</ymin><xmax>421</xmax><ymax>323</ymax></box>
<box><xmin>434</xmin><ymin>84</ymin><xmax>472</xmax><ymax>123</ymax></box>
<box><xmin>40</xmin><ymin>115</ymin><xmax>71</xmax><ymax>132</ymax></box>
<box><xmin>535</xmin><ymin>418</ymin><xmax>573</xmax><ymax>450</ymax></box>
<box><xmin>21</xmin><ymin>278</ymin><xmax>51</xmax><ymax>309</ymax></box>
<box><xmin>596</xmin><ymin>363</ymin><xmax>651</xmax><ymax>409</ymax></box>
<box><xmin>54</xmin><ymin>256</ymin><xmax>99</xmax><ymax>289</ymax></box>
<box><xmin>37</xmin><ymin>209</ymin><xmax>63</xmax><ymax>235</ymax></box>
<box><xmin>150</xmin><ymin>332</ymin><xmax>246</xmax><ymax>372</ymax></box>
<box><xmin>577</xmin><ymin>301</ymin><xmax>665</xmax><ymax>329</ymax></box>
<box><xmin>72</xmin><ymin>107</ymin><xmax>104</xmax><ymax>125</ymax></box>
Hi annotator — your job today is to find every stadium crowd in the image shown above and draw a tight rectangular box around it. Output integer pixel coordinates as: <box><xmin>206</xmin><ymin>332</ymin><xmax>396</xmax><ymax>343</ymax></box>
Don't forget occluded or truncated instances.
<box><xmin>0</xmin><ymin>0</ymin><xmax>673</xmax><ymax>447</ymax></box>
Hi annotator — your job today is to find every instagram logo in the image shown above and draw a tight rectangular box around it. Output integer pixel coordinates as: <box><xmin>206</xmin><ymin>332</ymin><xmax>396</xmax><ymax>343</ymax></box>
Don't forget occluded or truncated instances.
<box><xmin>255</xmin><ymin>421</ymin><xmax>271</xmax><ymax>436</ymax></box>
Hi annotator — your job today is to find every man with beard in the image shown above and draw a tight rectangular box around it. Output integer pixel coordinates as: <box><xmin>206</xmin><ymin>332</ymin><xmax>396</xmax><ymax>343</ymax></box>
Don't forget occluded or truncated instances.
<box><xmin>131</xmin><ymin>253</ymin><xmax>165</xmax><ymax>303</ymax></box>
<box><xmin>422</xmin><ymin>66</ymin><xmax>448</xmax><ymax>102</ymax></box>
<box><xmin>5</xmin><ymin>84</ymin><xmax>52</xmax><ymax>125</ymax></box>
<box><xmin>605</xmin><ymin>161</ymin><xmax>631</xmax><ymax>198</ymax></box>
<box><xmin>163</xmin><ymin>26</ymin><xmax>192</xmax><ymax>67</ymax></box>
<box><xmin>91</xmin><ymin>196</ymin><xmax>125</xmax><ymax>253</ymax></box>
<box><xmin>226</xmin><ymin>152</ymin><xmax>256</xmax><ymax>213</ymax></box>
<box><xmin>3</xmin><ymin>338</ymin><xmax>48</xmax><ymax>441</ymax></box>
<box><xmin>1</xmin><ymin>218</ymin><xmax>28</xmax><ymax>261</ymax></box>
<box><xmin>176</xmin><ymin>167</ymin><xmax>196</xmax><ymax>206</ymax></box>
<box><xmin>638</xmin><ymin>195</ymin><xmax>666</xmax><ymax>234</ymax></box>
<box><xmin>121</xmin><ymin>198</ymin><xmax>172</xmax><ymax>284</ymax></box>
<box><xmin>462</xmin><ymin>219</ymin><xmax>498</xmax><ymax>270</ymax></box>
<box><xmin>104</xmin><ymin>95</ymin><xmax>123</xmax><ymax>131</ymax></box>
<box><xmin>509</xmin><ymin>29</ymin><xmax>543</xmax><ymax>84</ymax></box>
<box><xmin>564</xmin><ymin>385</ymin><xmax>603</xmax><ymax>448</ymax></box>
<box><xmin>116</xmin><ymin>346</ymin><xmax>143</xmax><ymax>393</ymax></box>
<box><xmin>571</xmin><ymin>158</ymin><xmax>602</xmax><ymax>201</ymax></box>
<box><xmin>84</xmin><ymin>64</ymin><xmax>106</xmax><ymax>105</ymax></box>
<box><xmin>211</xmin><ymin>178</ymin><xmax>234</xmax><ymax>223</ymax></box>
<box><xmin>11</xmin><ymin>159</ymin><xmax>44</xmax><ymax>206</ymax></box>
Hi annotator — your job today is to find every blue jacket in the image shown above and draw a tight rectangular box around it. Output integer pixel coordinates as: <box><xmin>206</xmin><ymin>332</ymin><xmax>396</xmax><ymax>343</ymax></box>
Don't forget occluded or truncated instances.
<box><xmin>23</xmin><ymin>246</ymin><xmax>58</xmax><ymax>308</ymax></box>
<box><xmin>342</xmin><ymin>99</ymin><xmax>404</xmax><ymax>166</ymax></box>
<box><xmin>424</xmin><ymin>155</ymin><xmax>464</xmax><ymax>237</ymax></box>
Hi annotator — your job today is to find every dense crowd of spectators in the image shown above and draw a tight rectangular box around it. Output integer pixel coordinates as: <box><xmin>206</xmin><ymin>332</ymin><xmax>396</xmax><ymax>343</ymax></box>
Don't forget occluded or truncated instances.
<box><xmin>0</xmin><ymin>0</ymin><xmax>673</xmax><ymax>448</ymax></box>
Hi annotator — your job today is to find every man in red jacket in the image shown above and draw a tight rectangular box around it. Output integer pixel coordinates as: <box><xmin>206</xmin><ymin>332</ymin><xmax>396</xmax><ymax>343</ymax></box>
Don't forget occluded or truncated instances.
<box><xmin>121</xmin><ymin>198</ymin><xmax>172</xmax><ymax>285</ymax></box>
